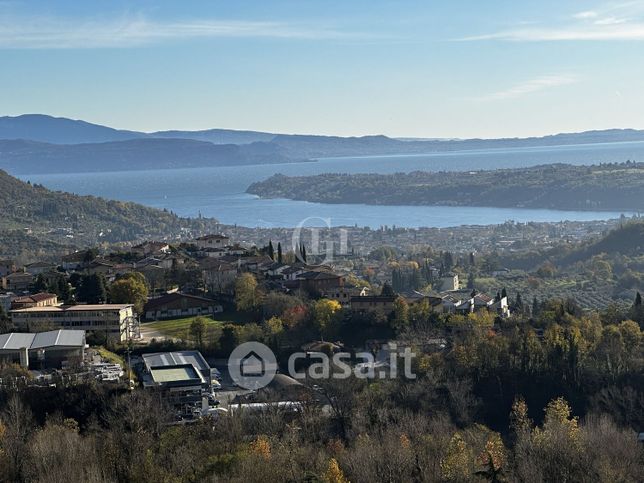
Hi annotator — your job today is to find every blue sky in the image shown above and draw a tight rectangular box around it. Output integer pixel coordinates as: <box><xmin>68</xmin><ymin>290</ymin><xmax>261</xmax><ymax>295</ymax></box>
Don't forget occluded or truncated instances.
<box><xmin>1</xmin><ymin>0</ymin><xmax>644</xmax><ymax>138</ymax></box>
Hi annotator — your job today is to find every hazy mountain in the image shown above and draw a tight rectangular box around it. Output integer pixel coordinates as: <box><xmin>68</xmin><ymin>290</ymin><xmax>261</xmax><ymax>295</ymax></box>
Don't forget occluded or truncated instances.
<box><xmin>152</xmin><ymin>128</ymin><xmax>275</xmax><ymax>145</ymax></box>
<box><xmin>269</xmin><ymin>129</ymin><xmax>644</xmax><ymax>158</ymax></box>
<box><xmin>0</xmin><ymin>138</ymin><xmax>303</xmax><ymax>175</ymax></box>
<box><xmin>3</xmin><ymin>114</ymin><xmax>644</xmax><ymax>162</ymax></box>
<box><xmin>0</xmin><ymin>114</ymin><xmax>145</xmax><ymax>144</ymax></box>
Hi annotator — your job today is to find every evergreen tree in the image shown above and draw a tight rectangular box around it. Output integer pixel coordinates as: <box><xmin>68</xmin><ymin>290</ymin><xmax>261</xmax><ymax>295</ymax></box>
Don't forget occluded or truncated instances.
<box><xmin>501</xmin><ymin>287</ymin><xmax>508</xmax><ymax>299</ymax></box>
<box><xmin>77</xmin><ymin>274</ymin><xmax>107</xmax><ymax>304</ymax></box>
<box><xmin>381</xmin><ymin>282</ymin><xmax>395</xmax><ymax>297</ymax></box>
<box><xmin>32</xmin><ymin>274</ymin><xmax>48</xmax><ymax>293</ymax></box>
<box><xmin>277</xmin><ymin>242</ymin><xmax>283</xmax><ymax>264</ymax></box>
<box><xmin>467</xmin><ymin>272</ymin><xmax>475</xmax><ymax>289</ymax></box>
<box><xmin>532</xmin><ymin>296</ymin><xmax>539</xmax><ymax>316</ymax></box>
<box><xmin>515</xmin><ymin>292</ymin><xmax>523</xmax><ymax>311</ymax></box>
<box><xmin>268</xmin><ymin>240</ymin><xmax>275</xmax><ymax>261</ymax></box>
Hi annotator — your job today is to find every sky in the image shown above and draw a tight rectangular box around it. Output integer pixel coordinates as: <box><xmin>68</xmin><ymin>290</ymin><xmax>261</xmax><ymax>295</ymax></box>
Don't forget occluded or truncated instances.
<box><xmin>1</xmin><ymin>0</ymin><xmax>644</xmax><ymax>138</ymax></box>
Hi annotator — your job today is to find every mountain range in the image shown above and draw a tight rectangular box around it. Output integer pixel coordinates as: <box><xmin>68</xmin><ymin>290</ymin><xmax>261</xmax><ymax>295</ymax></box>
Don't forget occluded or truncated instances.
<box><xmin>2</xmin><ymin>114</ymin><xmax>644</xmax><ymax>174</ymax></box>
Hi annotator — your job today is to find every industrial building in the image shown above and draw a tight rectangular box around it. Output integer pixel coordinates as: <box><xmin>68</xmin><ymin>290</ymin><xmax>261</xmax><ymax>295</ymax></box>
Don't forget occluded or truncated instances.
<box><xmin>141</xmin><ymin>351</ymin><xmax>218</xmax><ymax>418</ymax></box>
<box><xmin>0</xmin><ymin>329</ymin><xmax>86</xmax><ymax>369</ymax></box>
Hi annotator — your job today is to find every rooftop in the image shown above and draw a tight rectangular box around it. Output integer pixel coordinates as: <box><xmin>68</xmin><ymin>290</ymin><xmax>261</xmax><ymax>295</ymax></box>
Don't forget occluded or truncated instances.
<box><xmin>11</xmin><ymin>304</ymin><xmax>133</xmax><ymax>313</ymax></box>
<box><xmin>0</xmin><ymin>329</ymin><xmax>85</xmax><ymax>351</ymax></box>
<box><xmin>150</xmin><ymin>365</ymin><xmax>204</xmax><ymax>384</ymax></box>
<box><xmin>142</xmin><ymin>350</ymin><xmax>210</xmax><ymax>372</ymax></box>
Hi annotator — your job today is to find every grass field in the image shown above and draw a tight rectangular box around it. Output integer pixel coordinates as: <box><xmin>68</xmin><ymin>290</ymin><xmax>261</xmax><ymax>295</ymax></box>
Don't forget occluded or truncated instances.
<box><xmin>142</xmin><ymin>310</ymin><xmax>255</xmax><ymax>340</ymax></box>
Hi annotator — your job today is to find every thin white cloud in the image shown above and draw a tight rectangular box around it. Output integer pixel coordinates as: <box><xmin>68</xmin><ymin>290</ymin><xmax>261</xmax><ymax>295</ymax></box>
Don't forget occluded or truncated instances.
<box><xmin>573</xmin><ymin>11</ymin><xmax>599</xmax><ymax>19</ymax></box>
<box><xmin>459</xmin><ymin>1</ymin><xmax>644</xmax><ymax>42</ymax></box>
<box><xmin>475</xmin><ymin>75</ymin><xmax>579</xmax><ymax>101</ymax></box>
<box><xmin>459</xmin><ymin>23</ymin><xmax>644</xmax><ymax>41</ymax></box>
<box><xmin>0</xmin><ymin>13</ymin><xmax>365</xmax><ymax>49</ymax></box>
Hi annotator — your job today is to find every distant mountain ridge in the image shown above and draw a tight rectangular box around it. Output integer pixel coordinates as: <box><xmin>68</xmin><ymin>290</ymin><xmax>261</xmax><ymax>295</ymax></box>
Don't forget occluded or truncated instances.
<box><xmin>0</xmin><ymin>114</ymin><xmax>274</xmax><ymax>145</ymax></box>
<box><xmin>0</xmin><ymin>138</ymin><xmax>303</xmax><ymax>174</ymax></box>
<box><xmin>2</xmin><ymin>114</ymin><xmax>644</xmax><ymax>173</ymax></box>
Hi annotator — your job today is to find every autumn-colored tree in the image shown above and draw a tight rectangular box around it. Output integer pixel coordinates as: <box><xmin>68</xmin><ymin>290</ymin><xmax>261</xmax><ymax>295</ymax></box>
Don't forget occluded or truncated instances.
<box><xmin>324</xmin><ymin>458</ymin><xmax>349</xmax><ymax>483</ymax></box>
<box><xmin>475</xmin><ymin>434</ymin><xmax>506</xmax><ymax>482</ymax></box>
<box><xmin>249</xmin><ymin>435</ymin><xmax>271</xmax><ymax>460</ymax></box>
<box><xmin>312</xmin><ymin>299</ymin><xmax>342</xmax><ymax>338</ymax></box>
<box><xmin>110</xmin><ymin>272</ymin><xmax>149</xmax><ymax>314</ymax></box>
<box><xmin>440</xmin><ymin>433</ymin><xmax>472</xmax><ymax>482</ymax></box>
<box><xmin>235</xmin><ymin>273</ymin><xmax>260</xmax><ymax>311</ymax></box>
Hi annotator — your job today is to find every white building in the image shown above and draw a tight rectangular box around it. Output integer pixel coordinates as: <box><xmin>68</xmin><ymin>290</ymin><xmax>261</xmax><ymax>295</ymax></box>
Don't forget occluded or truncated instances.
<box><xmin>11</xmin><ymin>304</ymin><xmax>135</xmax><ymax>342</ymax></box>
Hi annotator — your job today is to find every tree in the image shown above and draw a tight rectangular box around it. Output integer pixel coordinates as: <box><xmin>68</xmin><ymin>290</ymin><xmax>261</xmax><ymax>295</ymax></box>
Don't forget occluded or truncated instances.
<box><xmin>110</xmin><ymin>272</ymin><xmax>149</xmax><ymax>314</ymax></box>
<box><xmin>629</xmin><ymin>291</ymin><xmax>644</xmax><ymax>327</ymax></box>
<box><xmin>76</xmin><ymin>274</ymin><xmax>107</xmax><ymax>304</ymax></box>
<box><xmin>532</xmin><ymin>296</ymin><xmax>539</xmax><ymax>316</ymax></box>
<box><xmin>32</xmin><ymin>274</ymin><xmax>48</xmax><ymax>293</ymax></box>
<box><xmin>311</xmin><ymin>299</ymin><xmax>342</xmax><ymax>338</ymax></box>
<box><xmin>1</xmin><ymin>396</ymin><xmax>35</xmax><ymax>481</ymax></box>
<box><xmin>235</xmin><ymin>273</ymin><xmax>260</xmax><ymax>311</ymax></box>
<box><xmin>467</xmin><ymin>272</ymin><xmax>475</xmax><ymax>290</ymax></box>
<box><xmin>277</xmin><ymin>242</ymin><xmax>283</xmax><ymax>264</ymax></box>
<box><xmin>392</xmin><ymin>296</ymin><xmax>409</xmax><ymax>331</ymax></box>
<box><xmin>190</xmin><ymin>317</ymin><xmax>206</xmax><ymax>347</ymax></box>
<box><xmin>324</xmin><ymin>458</ymin><xmax>349</xmax><ymax>483</ymax></box>
<box><xmin>380</xmin><ymin>282</ymin><xmax>395</xmax><ymax>297</ymax></box>
<box><xmin>268</xmin><ymin>240</ymin><xmax>275</xmax><ymax>261</ymax></box>
<box><xmin>501</xmin><ymin>287</ymin><xmax>507</xmax><ymax>299</ymax></box>
<box><xmin>514</xmin><ymin>292</ymin><xmax>523</xmax><ymax>312</ymax></box>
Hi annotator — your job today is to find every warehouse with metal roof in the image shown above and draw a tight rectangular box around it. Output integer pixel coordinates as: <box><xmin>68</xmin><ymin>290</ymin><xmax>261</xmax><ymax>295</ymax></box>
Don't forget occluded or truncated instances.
<box><xmin>0</xmin><ymin>329</ymin><xmax>86</xmax><ymax>369</ymax></box>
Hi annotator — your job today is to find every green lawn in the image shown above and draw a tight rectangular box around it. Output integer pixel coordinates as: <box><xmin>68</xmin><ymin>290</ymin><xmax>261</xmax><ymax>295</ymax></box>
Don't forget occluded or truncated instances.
<box><xmin>142</xmin><ymin>310</ymin><xmax>255</xmax><ymax>340</ymax></box>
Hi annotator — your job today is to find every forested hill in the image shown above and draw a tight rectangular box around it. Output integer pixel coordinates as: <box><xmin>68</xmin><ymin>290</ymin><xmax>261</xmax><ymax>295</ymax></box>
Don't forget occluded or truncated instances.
<box><xmin>0</xmin><ymin>169</ymin><xmax>219</xmax><ymax>254</ymax></box>
<box><xmin>247</xmin><ymin>162</ymin><xmax>644</xmax><ymax>212</ymax></box>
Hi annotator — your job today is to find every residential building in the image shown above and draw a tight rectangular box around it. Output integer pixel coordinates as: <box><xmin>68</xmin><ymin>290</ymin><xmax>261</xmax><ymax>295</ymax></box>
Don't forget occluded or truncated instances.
<box><xmin>200</xmin><ymin>259</ymin><xmax>237</xmax><ymax>294</ymax></box>
<box><xmin>61</xmin><ymin>251</ymin><xmax>92</xmax><ymax>271</ymax></box>
<box><xmin>131</xmin><ymin>241</ymin><xmax>171</xmax><ymax>257</ymax></box>
<box><xmin>193</xmin><ymin>234</ymin><xmax>231</xmax><ymax>250</ymax></box>
<box><xmin>295</xmin><ymin>270</ymin><xmax>344</xmax><ymax>293</ymax></box>
<box><xmin>0</xmin><ymin>259</ymin><xmax>16</xmax><ymax>277</ymax></box>
<box><xmin>11</xmin><ymin>304</ymin><xmax>135</xmax><ymax>342</ymax></box>
<box><xmin>350</xmin><ymin>295</ymin><xmax>396</xmax><ymax>313</ymax></box>
<box><xmin>321</xmin><ymin>286</ymin><xmax>370</xmax><ymax>307</ymax></box>
<box><xmin>438</xmin><ymin>274</ymin><xmax>459</xmax><ymax>291</ymax></box>
<box><xmin>11</xmin><ymin>293</ymin><xmax>59</xmax><ymax>310</ymax></box>
<box><xmin>24</xmin><ymin>261</ymin><xmax>58</xmax><ymax>276</ymax></box>
<box><xmin>143</xmin><ymin>293</ymin><xmax>223</xmax><ymax>321</ymax></box>
<box><xmin>1</xmin><ymin>272</ymin><xmax>34</xmax><ymax>292</ymax></box>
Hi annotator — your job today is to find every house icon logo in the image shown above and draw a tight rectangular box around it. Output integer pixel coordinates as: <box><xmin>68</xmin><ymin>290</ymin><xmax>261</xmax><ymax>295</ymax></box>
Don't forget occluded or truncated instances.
<box><xmin>240</xmin><ymin>350</ymin><xmax>265</xmax><ymax>377</ymax></box>
<box><xmin>228</xmin><ymin>342</ymin><xmax>277</xmax><ymax>390</ymax></box>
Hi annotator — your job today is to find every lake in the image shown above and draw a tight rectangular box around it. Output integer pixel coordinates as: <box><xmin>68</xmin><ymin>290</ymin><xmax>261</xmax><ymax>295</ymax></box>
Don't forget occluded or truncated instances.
<box><xmin>19</xmin><ymin>140</ymin><xmax>644</xmax><ymax>228</ymax></box>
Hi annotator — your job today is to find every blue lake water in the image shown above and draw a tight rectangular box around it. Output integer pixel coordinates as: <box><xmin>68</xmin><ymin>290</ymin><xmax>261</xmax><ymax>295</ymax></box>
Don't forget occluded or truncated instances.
<box><xmin>18</xmin><ymin>140</ymin><xmax>644</xmax><ymax>228</ymax></box>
